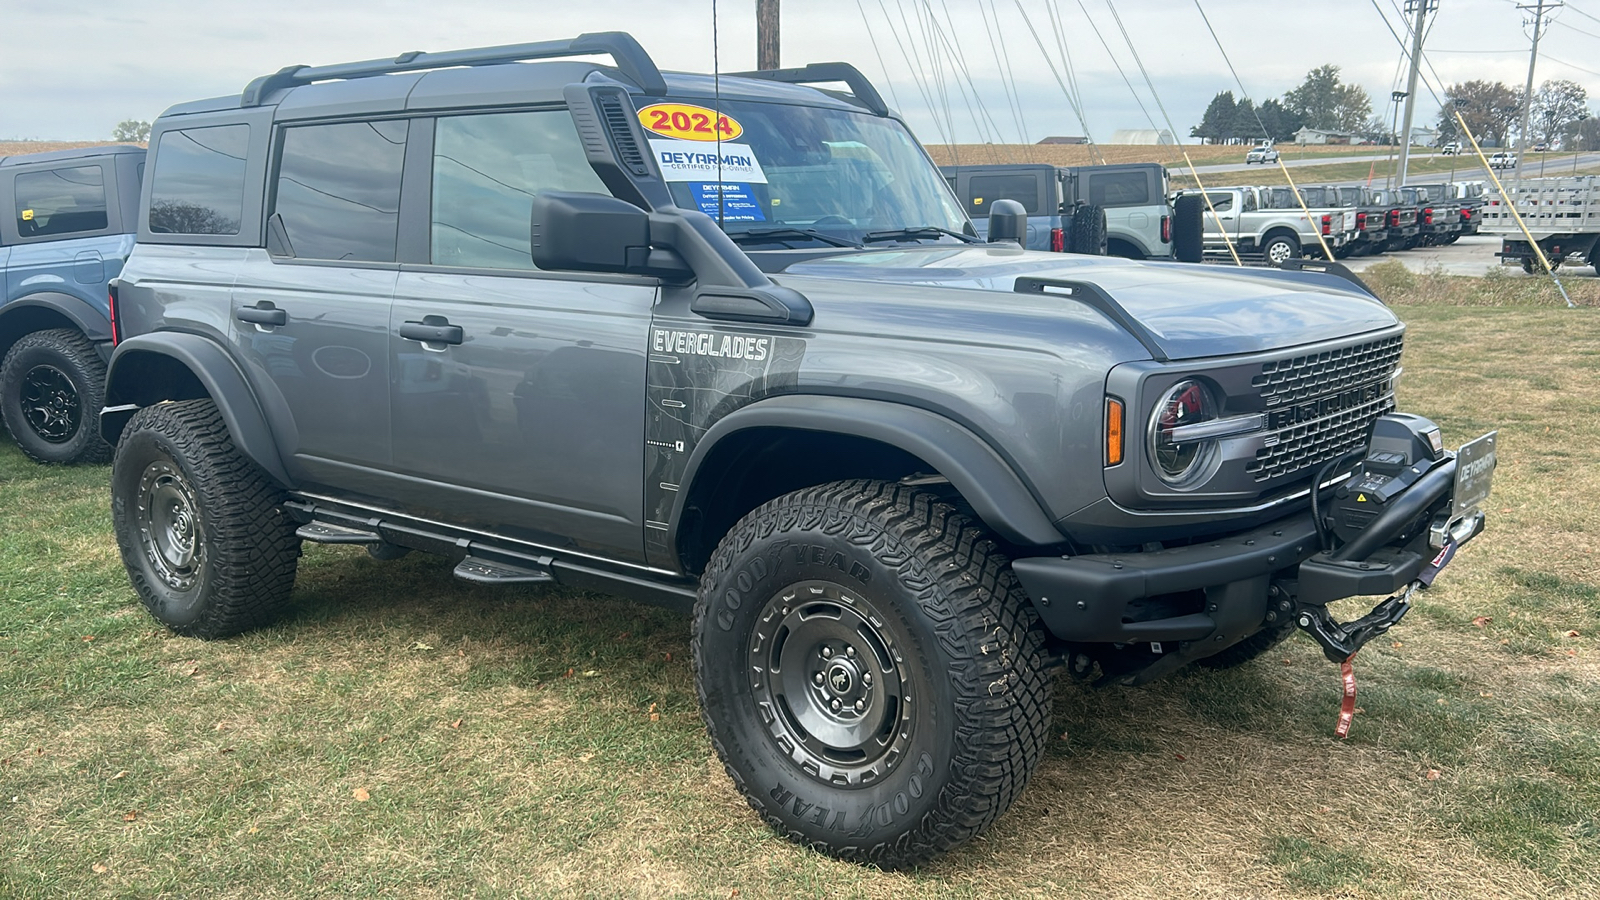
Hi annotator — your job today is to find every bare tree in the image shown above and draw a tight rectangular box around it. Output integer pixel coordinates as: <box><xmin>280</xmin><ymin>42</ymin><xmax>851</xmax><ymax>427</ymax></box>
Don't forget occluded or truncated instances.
<box><xmin>1531</xmin><ymin>80</ymin><xmax>1589</xmax><ymax>146</ymax></box>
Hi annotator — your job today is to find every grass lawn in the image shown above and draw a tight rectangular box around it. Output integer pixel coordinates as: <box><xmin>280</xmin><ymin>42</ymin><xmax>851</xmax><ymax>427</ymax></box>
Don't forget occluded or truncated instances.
<box><xmin>2</xmin><ymin>290</ymin><xmax>1597</xmax><ymax>898</ymax></box>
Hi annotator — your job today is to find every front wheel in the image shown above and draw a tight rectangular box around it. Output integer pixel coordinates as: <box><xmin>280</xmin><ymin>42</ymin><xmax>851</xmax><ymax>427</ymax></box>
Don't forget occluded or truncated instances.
<box><xmin>693</xmin><ymin>480</ymin><xmax>1053</xmax><ymax>868</ymax></box>
<box><xmin>0</xmin><ymin>328</ymin><xmax>113</xmax><ymax>464</ymax></box>
<box><xmin>111</xmin><ymin>399</ymin><xmax>300</xmax><ymax>639</ymax></box>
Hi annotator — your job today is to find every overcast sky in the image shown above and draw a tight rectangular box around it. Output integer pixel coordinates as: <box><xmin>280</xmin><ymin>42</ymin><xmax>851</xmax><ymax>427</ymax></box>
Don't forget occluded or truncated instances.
<box><xmin>2</xmin><ymin>0</ymin><xmax>1597</xmax><ymax>143</ymax></box>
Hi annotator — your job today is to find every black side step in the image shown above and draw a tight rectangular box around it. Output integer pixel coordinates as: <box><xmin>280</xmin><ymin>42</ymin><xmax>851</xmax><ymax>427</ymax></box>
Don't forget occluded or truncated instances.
<box><xmin>453</xmin><ymin>555</ymin><xmax>554</xmax><ymax>585</ymax></box>
<box><xmin>296</xmin><ymin>522</ymin><xmax>382</xmax><ymax>544</ymax></box>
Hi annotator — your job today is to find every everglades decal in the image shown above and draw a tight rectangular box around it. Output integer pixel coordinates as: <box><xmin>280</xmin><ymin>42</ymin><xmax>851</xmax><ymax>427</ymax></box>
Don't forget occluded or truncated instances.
<box><xmin>652</xmin><ymin>328</ymin><xmax>771</xmax><ymax>361</ymax></box>
<box><xmin>642</xmin><ymin>327</ymin><xmax>806</xmax><ymax>567</ymax></box>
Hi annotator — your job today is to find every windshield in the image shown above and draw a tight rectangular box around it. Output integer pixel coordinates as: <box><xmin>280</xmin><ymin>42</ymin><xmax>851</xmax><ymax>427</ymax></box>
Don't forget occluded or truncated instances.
<box><xmin>641</xmin><ymin>99</ymin><xmax>968</xmax><ymax>245</ymax></box>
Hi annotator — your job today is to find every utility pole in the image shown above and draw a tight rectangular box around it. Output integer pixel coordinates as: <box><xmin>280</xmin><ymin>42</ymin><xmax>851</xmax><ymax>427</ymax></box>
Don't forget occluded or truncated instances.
<box><xmin>1395</xmin><ymin>0</ymin><xmax>1435</xmax><ymax>188</ymax></box>
<box><xmin>757</xmin><ymin>0</ymin><xmax>780</xmax><ymax>71</ymax></box>
<box><xmin>1516</xmin><ymin>0</ymin><xmax>1560</xmax><ymax>154</ymax></box>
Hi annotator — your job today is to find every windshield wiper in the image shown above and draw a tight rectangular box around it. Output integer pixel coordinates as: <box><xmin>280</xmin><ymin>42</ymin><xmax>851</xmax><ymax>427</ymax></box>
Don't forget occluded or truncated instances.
<box><xmin>862</xmin><ymin>226</ymin><xmax>981</xmax><ymax>244</ymax></box>
<box><xmin>727</xmin><ymin>228</ymin><xmax>863</xmax><ymax>249</ymax></box>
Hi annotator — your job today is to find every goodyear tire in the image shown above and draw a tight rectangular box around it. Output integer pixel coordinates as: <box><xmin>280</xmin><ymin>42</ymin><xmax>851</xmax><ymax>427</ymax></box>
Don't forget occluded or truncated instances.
<box><xmin>111</xmin><ymin>399</ymin><xmax>300</xmax><ymax>639</ymax></box>
<box><xmin>1069</xmin><ymin>203</ymin><xmax>1108</xmax><ymax>255</ymax></box>
<box><xmin>693</xmin><ymin>480</ymin><xmax>1053</xmax><ymax>868</ymax></box>
<box><xmin>0</xmin><ymin>328</ymin><xmax>113</xmax><ymax>464</ymax></box>
<box><xmin>1172</xmin><ymin>194</ymin><xmax>1205</xmax><ymax>263</ymax></box>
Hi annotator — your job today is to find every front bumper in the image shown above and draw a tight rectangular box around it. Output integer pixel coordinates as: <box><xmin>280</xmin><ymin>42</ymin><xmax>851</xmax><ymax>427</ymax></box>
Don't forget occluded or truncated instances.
<box><xmin>1015</xmin><ymin>438</ymin><xmax>1487</xmax><ymax>653</ymax></box>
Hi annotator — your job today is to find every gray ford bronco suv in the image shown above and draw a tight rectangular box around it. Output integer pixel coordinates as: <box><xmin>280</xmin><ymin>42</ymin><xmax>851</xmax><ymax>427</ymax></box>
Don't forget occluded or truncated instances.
<box><xmin>1</xmin><ymin>145</ymin><xmax>144</xmax><ymax>463</ymax></box>
<box><xmin>102</xmin><ymin>34</ymin><xmax>1496</xmax><ymax>867</ymax></box>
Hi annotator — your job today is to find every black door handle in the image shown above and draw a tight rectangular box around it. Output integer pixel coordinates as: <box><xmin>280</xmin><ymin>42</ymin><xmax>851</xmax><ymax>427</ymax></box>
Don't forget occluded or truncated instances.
<box><xmin>399</xmin><ymin>318</ymin><xmax>464</xmax><ymax>345</ymax></box>
<box><xmin>236</xmin><ymin>303</ymin><xmax>287</xmax><ymax>326</ymax></box>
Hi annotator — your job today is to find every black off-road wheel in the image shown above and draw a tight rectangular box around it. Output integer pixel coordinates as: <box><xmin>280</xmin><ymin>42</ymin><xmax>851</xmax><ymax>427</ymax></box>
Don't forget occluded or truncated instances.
<box><xmin>0</xmin><ymin>328</ymin><xmax>113</xmax><ymax>464</ymax></box>
<box><xmin>111</xmin><ymin>399</ymin><xmax>300</xmax><ymax>639</ymax></box>
<box><xmin>693</xmin><ymin>480</ymin><xmax>1054</xmax><ymax>868</ymax></box>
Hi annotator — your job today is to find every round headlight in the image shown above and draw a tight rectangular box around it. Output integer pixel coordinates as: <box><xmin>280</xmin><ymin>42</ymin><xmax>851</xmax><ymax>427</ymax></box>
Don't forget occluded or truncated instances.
<box><xmin>1148</xmin><ymin>379</ymin><xmax>1219</xmax><ymax>487</ymax></box>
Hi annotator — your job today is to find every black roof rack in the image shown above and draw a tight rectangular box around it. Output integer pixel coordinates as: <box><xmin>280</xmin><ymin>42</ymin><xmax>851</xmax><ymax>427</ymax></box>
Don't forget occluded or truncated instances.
<box><xmin>239</xmin><ymin>31</ymin><xmax>667</xmax><ymax>107</ymax></box>
<box><xmin>730</xmin><ymin>63</ymin><xmax>889</xmax><ymax>117</ymax></box>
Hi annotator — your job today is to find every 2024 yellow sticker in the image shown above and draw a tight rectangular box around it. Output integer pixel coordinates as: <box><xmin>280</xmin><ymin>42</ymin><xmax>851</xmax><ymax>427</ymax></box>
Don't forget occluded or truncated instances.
<box><xmin>637</xmin><ymin>103</ymin><xmax>743</xmax><ymax>142</ymax></box>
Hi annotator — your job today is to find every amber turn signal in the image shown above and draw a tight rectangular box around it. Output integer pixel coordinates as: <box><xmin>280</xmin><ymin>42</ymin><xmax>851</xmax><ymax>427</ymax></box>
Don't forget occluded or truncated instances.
<box><xmin>1105</xmin><ymin>398</ymin><xmax>1124</xmax><ymax>466</ymax></box>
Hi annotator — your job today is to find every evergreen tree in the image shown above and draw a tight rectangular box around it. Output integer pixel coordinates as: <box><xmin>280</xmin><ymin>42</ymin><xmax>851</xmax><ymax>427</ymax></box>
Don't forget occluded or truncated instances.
<box><xmin>1191</xmin><ymin>91</ymin><xmax>1237</xmax><ymax>144</ymax></box>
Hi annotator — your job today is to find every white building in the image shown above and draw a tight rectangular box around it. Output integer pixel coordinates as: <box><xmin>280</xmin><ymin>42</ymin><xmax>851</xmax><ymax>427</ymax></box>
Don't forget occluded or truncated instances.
<box><xmin>1108</xmin><ymin>128</ymin><xmax>1175</xmax><ymax>145</ymax></box>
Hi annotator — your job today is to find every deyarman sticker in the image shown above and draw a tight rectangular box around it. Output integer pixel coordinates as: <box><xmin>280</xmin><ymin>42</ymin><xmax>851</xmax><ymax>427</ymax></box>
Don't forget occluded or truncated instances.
<box><xmin>649</xmin><ymin>139</ymin><xmax>768</xmax><ymax>184</ymax></box>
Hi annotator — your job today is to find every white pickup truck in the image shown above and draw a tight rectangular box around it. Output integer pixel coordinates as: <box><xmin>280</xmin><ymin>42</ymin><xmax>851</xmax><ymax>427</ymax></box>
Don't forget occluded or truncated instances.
<box><xmin>1175</xmin><ymin>185</ymin><xmax>1352</xmax><ymax>264</ymax></box>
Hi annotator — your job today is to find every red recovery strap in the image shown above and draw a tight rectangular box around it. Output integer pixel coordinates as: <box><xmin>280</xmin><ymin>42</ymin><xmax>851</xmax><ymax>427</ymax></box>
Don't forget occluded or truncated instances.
<box><xmin>1336</xmin><ymin>653</ymin><xmax>1358</xmax><ymax>738</ymax></box>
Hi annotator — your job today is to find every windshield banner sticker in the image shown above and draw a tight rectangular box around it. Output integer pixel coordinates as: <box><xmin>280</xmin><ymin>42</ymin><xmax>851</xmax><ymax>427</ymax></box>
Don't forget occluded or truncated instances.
<box><xmin>649</xmin><ymin>139</ymin><xmax>768</xmax><ymax>184</ymax></box>
<box><xmin>688</xmin><ymin>182</ymin><xmax>766</xmax><ymax>222</ymax></box>
<box><xmin>638</xmin><ymin>103</ymin><xmax>743</xmax><ymax>141</ymax></box>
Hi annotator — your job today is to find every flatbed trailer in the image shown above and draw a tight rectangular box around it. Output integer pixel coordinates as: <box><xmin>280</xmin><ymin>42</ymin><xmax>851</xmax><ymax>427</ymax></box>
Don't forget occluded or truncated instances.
<box><xmin>1480</xmin><ymin>175</ymin><xmax>1600</xmax><ymax>274</ymax></box>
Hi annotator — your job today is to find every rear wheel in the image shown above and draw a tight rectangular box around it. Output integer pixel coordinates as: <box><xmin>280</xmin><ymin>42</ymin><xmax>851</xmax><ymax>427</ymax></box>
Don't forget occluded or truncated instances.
<box><xmin>0</xmin><ymin>328</ymin><xmax>113</xmax><ymax>464</ymax></box>
<box><xmin>693</xmin><ymin>480</ymin><xmax>1053</xmax><ymax>868</ymax></box>
<box><xmin>111</xmin><ymin>399</ymin><xmax>300</xmax><ymax>638</ymax></box>
<box><xmin>1263</xmin><ymin>234</ymin><xmax>1300</xmax><ymax>266</ymax></box>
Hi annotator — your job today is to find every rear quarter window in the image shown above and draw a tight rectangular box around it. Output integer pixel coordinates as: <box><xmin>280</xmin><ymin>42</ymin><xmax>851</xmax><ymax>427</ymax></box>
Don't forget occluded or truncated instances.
<box><xmin>966</xmin><ymin>173</ymin><xmax>1040</xmax><ymax>217</ymax></box>
<box><xmin>148</xmin><ymin>124</ymin><xmax>250</xmax><ymax>235</ymax></box>
<box><xmin>1086</xmin><ymin>171</ymin><xmax>1150</xmax><ymax>207</ymax></box>
<box><xmin>14</xmin><ymin>165</ymin><xmax>108</xmax><ymax>238</ymax></box>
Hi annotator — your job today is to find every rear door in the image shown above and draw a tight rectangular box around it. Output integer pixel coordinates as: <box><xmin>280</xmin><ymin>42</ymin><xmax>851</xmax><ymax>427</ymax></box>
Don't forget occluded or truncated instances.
<box><xmin>227</xmin><ymin>118</ymin><xmax>407</xmax><ymax>489</ymax></box>
<box><xmin>386</xmin><ymin>109</ymin><xmax>658</xmax><ymax>562</ymax></box>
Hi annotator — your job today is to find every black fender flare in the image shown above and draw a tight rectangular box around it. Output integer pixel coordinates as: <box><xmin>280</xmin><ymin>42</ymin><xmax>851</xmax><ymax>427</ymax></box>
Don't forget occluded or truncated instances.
<box><xmin>100</xmin><ymin>332</ymin><xmax>293</xmax><ymax>487</ymax></box>
<box><xmin>0</xmin><ymin>291</ymin><xmax>113</xmax><ymax>343</ymax></box>
<box><xmin>1106</xmin><ymin>233</ymin><xmax>1154</xmax><ymax>259</ymax></box>
<box><xmin>668</xmin><ymin>395</ymin><xmax>1067</xmax><ymax>550</ymax></box>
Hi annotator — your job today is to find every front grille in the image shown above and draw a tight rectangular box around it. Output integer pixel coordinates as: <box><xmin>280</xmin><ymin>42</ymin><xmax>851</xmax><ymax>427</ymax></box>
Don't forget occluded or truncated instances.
<box><xmin>1252</xmin><ymin>335</ymin><xmax>1403</xmax><ymax>407</ymax></box>
<box><xmin>1245</xmin><ymin>335</ymin><xmax>1404</xmax><ymax>482</ymax></box>
<box><xmin>1248</xmin><ymin>391</ymin><xmax>1396</xmax><ymax>482</ymax></box>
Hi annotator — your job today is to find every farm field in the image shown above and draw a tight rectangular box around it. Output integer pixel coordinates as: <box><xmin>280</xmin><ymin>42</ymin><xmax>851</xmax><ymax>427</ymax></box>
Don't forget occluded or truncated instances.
<box><xmin>2</xmin><ymin>247</ymin><xmax>1599</xmax><ymax>898</ymax></box>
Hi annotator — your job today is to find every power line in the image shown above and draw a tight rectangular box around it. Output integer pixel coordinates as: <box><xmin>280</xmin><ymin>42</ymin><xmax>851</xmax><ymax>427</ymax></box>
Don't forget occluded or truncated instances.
<box><xmin>1012</xmin><ymin>0</ymin><xmax>1102</xmax><ymax>161</ymax></box>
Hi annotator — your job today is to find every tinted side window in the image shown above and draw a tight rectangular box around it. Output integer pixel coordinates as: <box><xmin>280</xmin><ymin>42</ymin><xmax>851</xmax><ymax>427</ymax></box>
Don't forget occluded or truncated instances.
<box><xmin>966</xmin><ymin>174</ymin><xmax>1040</xmax><ymax>217</ymax></box>
<box><xmin>431</xmin><ymin>110</ymin><xmax>608</xmax><ymax>270</ymax></box>
<box><xmin>15</xmin><ymin>165</ymin><xmax>108</xmax><ymax>237</ymax></box>
<box><xmin>1087</xmin><ymin>171</ymin><xmax>1149</xmax><ymax>207</ymax></box>
<box><xmin>273</xmin><ymin>120</ymin><xmax>407</xmax><ymax>262</ymax></box>
<box><xmin>149</xmin><ymin>124</ymin><xmax>249</xmax><ymax>235</ymax></box>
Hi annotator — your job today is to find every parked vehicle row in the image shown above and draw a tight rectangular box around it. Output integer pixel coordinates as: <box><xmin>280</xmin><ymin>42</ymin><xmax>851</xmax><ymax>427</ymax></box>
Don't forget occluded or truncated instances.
<box><xmin>940</xmin><ymin>162</ymin><xmax>1204</xmax><ymax>261</ymax></box>
<box><xmin>1173</xmin><ymin>179</ymin><xmax>1488</xmax><ymax>263</ymax></box>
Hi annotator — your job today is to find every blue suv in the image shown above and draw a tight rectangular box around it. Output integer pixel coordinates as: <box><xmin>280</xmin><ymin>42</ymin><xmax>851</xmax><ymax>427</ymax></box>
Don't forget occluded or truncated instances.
<box><xmin>0</xmin><ymin>145</ymin><xmax>143</xmax><ymax>463</ymax></box>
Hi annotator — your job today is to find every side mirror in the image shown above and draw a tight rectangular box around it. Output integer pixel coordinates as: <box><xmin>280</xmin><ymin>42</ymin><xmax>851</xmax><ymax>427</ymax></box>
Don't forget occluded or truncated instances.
<box><xmin>987</xmin><ymin>198</ymin><xmax>1027</xmax><ymax>245</ymax></box>
<box><xmin>529</xmin><ymin>191</ymin><xmax>685</xmax><ymax>277</ymax></box>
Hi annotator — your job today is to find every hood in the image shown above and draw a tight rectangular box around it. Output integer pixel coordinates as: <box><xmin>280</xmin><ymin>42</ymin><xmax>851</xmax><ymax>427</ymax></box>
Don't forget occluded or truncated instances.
<box><xmin>776</xmin><ymin>246</ymin><xmax>1398</xmax><ymax>361</ymax></box>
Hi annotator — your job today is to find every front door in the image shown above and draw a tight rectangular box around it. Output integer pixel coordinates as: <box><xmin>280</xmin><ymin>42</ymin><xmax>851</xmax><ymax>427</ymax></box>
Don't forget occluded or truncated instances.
<box><xmin>386</xmin><ymin>109</ymin><xmax>658</xmax><ymax>562</ymax></box>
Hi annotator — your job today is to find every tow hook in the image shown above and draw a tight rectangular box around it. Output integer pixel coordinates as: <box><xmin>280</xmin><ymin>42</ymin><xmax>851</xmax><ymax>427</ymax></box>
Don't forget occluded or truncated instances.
<box><xmin>1294</xmin><ymin>584</ymin><xmax>1417</xmax><ymax>664</ymax></box>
